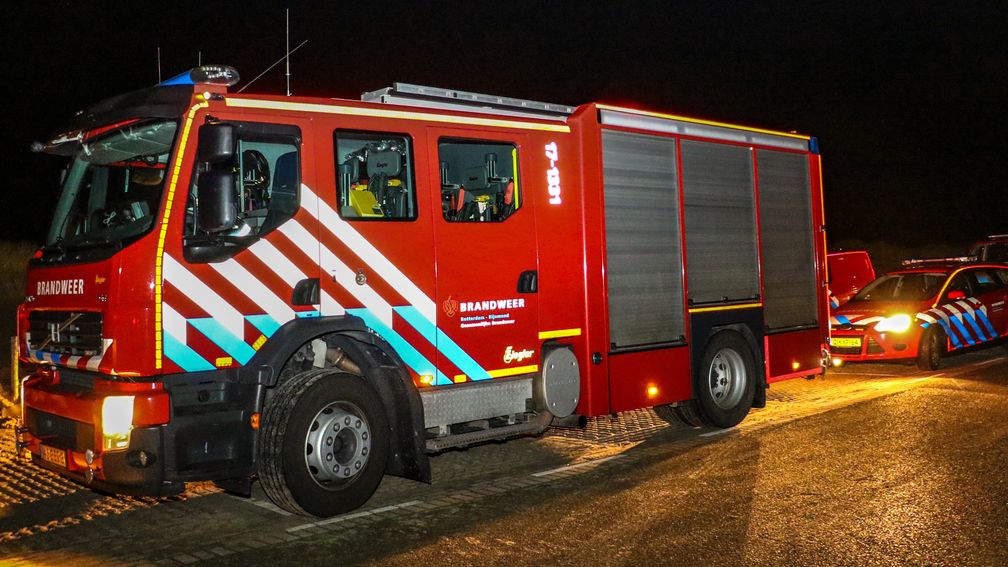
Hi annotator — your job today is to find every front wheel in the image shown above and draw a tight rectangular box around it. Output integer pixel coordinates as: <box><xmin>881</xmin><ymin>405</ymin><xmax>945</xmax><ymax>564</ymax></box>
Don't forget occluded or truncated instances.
<box><xmin>916</xmin><ymin>327</ymin><xmax>944</xmax><ymax>371</ymax></box>
<box><xmin>695</xmin><ymin>332</ymin><xmax>756</xmax><ymax>428</ymax></box>
<box><xmin>258</xmin><ymin>369</ymin><xmax>389</xmax><ymax>517</ymax></box>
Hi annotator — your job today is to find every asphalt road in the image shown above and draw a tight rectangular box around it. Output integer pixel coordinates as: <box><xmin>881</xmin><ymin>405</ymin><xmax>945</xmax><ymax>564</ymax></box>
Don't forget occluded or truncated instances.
<box><xmin>2</xmin><ymin>350</ymin><xmax>1006</xmax><ymax>566</ymax></box>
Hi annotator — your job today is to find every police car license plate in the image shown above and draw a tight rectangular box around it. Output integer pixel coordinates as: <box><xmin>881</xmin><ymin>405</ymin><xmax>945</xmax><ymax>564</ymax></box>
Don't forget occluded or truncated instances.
<box><xmin>41</xmin><ymin>444</ymin><xmax>67</xmax><ymax>468</ymax></box>
<box><xmin>830</xmin><ymin>337</ymin><xmax>862</xmax><ymax>348</ymax></box>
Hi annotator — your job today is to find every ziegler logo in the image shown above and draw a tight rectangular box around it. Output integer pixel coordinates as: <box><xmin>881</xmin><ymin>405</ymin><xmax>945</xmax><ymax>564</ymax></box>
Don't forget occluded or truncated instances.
<box><xmin>442</xmin><ymin>296</ymin><xmax>459</xmax><ymax>318</ymax></box>
<box><xmin>504</xmin><ymin>346</ymin><xmax>534</xmax><ymax>364</ymax></box>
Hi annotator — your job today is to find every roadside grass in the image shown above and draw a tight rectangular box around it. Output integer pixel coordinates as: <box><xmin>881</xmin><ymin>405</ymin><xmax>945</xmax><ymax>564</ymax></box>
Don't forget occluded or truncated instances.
<box><xmin>0</xmin><ymin>241</ymin><xmax>35</xmax><ymax>399</ymax></box>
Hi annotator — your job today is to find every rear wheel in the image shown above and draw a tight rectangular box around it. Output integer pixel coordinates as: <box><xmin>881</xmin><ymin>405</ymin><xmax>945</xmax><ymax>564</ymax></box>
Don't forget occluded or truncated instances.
<box><xmin>694</xmin><ymin>332</ymin><xmax>756</xmax><ymax>428</ymax></box>
<box><xmin>259</xmin><ymin>369</ymin><xmax>389</xmax><ymax>517</ymax></box>
<box><xmin>916</xmin><ymin>327</ymin><xmax>944</xmax><ymax>371</ymax></box>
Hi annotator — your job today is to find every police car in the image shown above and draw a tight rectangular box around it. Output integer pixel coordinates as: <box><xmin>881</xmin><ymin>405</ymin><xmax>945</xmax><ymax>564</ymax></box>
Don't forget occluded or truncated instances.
<box><xmin>829</xmin><ymin>258</ymin><xmax>1008</xmax><ymax>369</ymax></box>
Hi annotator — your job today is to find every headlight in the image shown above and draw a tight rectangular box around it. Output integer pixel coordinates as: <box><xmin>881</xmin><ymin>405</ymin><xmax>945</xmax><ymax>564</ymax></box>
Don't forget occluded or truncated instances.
<box><xmin>101</xmin><ymin>396</ymin><xmax>135</xmax><ymax>451</ymax></box>
<box><xmin>874</xmin><ymin>314</ymin><xmax>912</xmax><ymax>333</ymax></box>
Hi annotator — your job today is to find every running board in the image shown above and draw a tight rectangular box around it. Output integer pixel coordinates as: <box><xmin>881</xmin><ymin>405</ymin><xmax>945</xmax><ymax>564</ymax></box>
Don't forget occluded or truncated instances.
<box><xmin>425</xmin><ymin>413</ymin><xmax>552</xmax><ymax>452</ymax></box>
<box><xmin>420</xmin><ymin>375</ymin><xmax>533</xmax><ymax>429</ymax></box>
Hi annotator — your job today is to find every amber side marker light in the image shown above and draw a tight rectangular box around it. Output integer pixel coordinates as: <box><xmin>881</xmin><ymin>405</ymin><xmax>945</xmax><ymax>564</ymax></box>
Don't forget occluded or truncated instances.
<box><xmin>250</xmin><ymin>413</ymin><xmax>260</xmax><ymax>430</ymax></box>
<box><xmin>419</xmin><ymin>374</ymin><xmax>435</xmax><ymax>386</ymax></box>
<box><xmin>647</xmin><ymin>386</ymin><xmax>659</xmax><ymax>398</ymax></box>
<box><xmin>791</xmin><ymin>361</ymin><xmax>801</xmax><ymax>371</ymax></box>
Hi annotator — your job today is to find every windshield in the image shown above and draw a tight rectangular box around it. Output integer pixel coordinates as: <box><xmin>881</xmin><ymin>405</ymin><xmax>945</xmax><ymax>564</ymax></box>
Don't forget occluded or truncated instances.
<box><xmin>46</xmin><ymin>120</ymin><xmax>178</xmax><ymax>249</ymax></box>
<box><xmin>852</xmin><ymin>272</ymin><xmax>946</xmax><ymax>302</ymax></box>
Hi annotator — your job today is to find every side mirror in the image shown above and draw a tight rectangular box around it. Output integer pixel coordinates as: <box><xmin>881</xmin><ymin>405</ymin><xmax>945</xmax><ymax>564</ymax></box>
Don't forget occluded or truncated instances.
<box><xmin>197</xmin><ymin>169</ymin><xmax>236</xmax><ymax>232</ymax></box>
<box><xmin>197</xmin><ymin>123</ymin><xmax>235</xmax><ymax>163</ymax></box>
<box><xmin>947</xmin><ymin>290</ymin><xmax>966</xmax><ymax>301</ymax></box>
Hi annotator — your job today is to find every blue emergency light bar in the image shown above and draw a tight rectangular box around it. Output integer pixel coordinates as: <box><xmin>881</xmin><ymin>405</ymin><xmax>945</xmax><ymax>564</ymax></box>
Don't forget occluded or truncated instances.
<box><xmin>160</xmin><ymin>65</ymin><xmax>240</xmax><ymax>87</ymax></box>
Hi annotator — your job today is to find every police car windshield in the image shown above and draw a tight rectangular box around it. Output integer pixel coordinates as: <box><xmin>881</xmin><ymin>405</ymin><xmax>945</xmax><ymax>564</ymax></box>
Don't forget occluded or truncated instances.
<box><xmin>852</xmin><ymin>272</ymin><xmax>946</xmax><ymax>302</ymax></box>
<box><xmin>45</xmin><ymin>120</ymin><xmax>177</xmax><ymax>250</ymax></box>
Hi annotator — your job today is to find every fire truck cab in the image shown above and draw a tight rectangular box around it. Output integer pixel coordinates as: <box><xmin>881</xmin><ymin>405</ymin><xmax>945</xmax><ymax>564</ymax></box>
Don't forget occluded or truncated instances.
<box><xmin>18</xmin><ymin>66</ymin><xmax>829</xmax><ymax>516</ymax></box>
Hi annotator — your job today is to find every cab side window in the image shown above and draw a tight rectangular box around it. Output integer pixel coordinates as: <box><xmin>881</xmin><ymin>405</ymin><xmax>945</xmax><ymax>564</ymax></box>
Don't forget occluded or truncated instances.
<box><xmin>230</xmin><ymin>139</ymin><xmax>300</xmax><ymax>235</ymax></box>
<box><xmin>184</xmin><ymin>122</ymin><xmax>301</xmax><ymax>262</ymax></box>
<box><xmin>335</xmin><ymin>131</ymin><xmax>416</xmax><ymax>220</ymax></box>
<box><xmin>972</xmin><ymin>269</ymin><xmax>1003</xmax><ymax>294</ymax></box>
<box><xmin>944</xmin><ymin>272</ymin><xmax>973</xmax><ymax>300</ymax></box>
<box><xmin>996</xmin><ymin>268</ymin><xmax>1008</xmax><ymax>286</ymax></box>
<box><xmin>439</xmin><ymin>139</ymin><xmax>521</xmax><ymax>222</ymax></box>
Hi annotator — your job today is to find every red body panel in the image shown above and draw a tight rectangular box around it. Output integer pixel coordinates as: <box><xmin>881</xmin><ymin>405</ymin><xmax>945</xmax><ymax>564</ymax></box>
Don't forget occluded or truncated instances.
<box><xmin>608</xmin><ymin>347</ymin><xmax>692</xmax><ymax>413</ymax></box>
<box><xmin>765</xmin><ymin>329</ymin><xmax>826</xmax><ymax>382</ymax></box>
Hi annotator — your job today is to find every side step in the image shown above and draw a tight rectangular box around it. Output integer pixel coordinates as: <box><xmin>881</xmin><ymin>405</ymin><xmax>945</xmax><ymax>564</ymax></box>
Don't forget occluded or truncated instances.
<box><xmin>425</xmin><ymin>416</ymin><xmax>549</xmax><ymax>452</ymax></box>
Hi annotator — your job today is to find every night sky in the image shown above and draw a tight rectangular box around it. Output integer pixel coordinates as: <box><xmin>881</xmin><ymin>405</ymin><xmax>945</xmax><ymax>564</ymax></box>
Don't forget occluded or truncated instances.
<box><xmin>3</xmin><ymin>2</ymin><xmax>1005</xmax><ymax>249</ymax></box>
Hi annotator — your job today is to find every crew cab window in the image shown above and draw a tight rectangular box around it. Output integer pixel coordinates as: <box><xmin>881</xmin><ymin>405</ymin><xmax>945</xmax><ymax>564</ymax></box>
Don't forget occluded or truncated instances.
<box><xmin>184</xmin><ymin>122</ymin><xmax>301</xmax><ymax>262</ymax></box>
<box><xmin>335</xmin><ymin>131</ymin><xmax>416</xmax><ymax>220</ymax></box>
<box><xmin>439</xmin><ymin>139</ymin><xmax>521</xmax><ymax>222</ymax></box>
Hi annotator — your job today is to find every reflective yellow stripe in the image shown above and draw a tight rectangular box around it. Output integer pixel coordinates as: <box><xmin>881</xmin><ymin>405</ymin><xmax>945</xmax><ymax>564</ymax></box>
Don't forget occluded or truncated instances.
<box><xmin>538</xmin><ymin>328</ymin><xmax>582</xmax><ymax>340</ymax></box>
<box><xmin>154</xmin><ymin>98</ymin><xmax>209</xmax><ymax>369</ymax></box>
<box><xmin>511</xmin><ymin>147</ymin><xmax>520</xmax><ymax>208</ymax></box>
<box><xmin>226</xmin><ymin>98</ymin><xmax>571</xmax><ymax>133</ymax></box>
<box><xmin>596</xmin><ymin>103</ymin><xmax>810</xmax><ymax>140</ymax></box>
<box><xmin>688</xmin><ymin>302</ymin><xmax>763</xmax><ymax>314</ymax></box>
<box><xmin>487</xmin><ymin>365</ymin><xmax>539</xmax><ymax>378</ymax></box>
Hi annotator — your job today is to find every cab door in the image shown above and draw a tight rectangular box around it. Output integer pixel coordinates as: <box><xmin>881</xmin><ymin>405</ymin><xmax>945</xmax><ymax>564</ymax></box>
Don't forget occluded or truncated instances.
<box><xmin>426</xmin><ymin>128</ymin><xmax>540</xmax><ymax>385</ymax></box>
<box><xmin>969</xmin><ymin>267</ymin><xmax>1008</xmax><ymax>338</ymax></box>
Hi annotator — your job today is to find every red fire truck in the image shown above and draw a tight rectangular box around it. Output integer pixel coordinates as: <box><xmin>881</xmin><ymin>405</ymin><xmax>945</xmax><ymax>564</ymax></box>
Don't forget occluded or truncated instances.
<box><xmin>17</xmin><ymin>66</ymin><xmax>828</xmax><ymax>516</ymax></box>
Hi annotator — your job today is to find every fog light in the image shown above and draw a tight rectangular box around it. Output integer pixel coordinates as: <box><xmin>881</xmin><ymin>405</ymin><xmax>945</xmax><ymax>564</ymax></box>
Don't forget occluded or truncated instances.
<box><xmin>101</xmin><ymin>395</ymin><xmax>135</xmax><ymax>451</ymax></box>
<box><xmin>85</xmin><ymin>448</ymin><xmax>95</xmax><ymax>465</ymax></box>
<box><xmin>832</xmin><ymin>358</ymin><xmax>844</xmax><ymax>367</ymax></box>
<box><xmin>127</xmin><ymin>449</ymin><xmax>157</xmax><ymax>468</ymax></box>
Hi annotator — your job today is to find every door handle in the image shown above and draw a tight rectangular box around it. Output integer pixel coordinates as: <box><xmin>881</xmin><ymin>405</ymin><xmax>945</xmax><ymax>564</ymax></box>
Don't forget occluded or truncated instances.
<box><xmin>517</xmin><ymin>270</ymin><xmax>538</xmax><ymax>294</ymax></box>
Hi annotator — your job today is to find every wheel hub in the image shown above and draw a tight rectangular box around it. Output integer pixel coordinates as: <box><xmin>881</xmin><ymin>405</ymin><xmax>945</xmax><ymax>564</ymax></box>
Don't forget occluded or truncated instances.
<box><xmin>708</xmin><ymin>348</ymin><xmax>746</xmax><ymax>410</ymax></box>
<box><xmin>305</xmin><ymin>402</ymin><xmax>371</xmax><ymax>486</ymax></box>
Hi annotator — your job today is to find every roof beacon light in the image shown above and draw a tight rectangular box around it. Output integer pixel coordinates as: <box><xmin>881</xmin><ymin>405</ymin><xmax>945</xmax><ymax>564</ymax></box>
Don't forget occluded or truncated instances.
<box><xmin>160</xmin><ymin>65</ymin><xmax>240</xmax><ymax>88</ymax></box>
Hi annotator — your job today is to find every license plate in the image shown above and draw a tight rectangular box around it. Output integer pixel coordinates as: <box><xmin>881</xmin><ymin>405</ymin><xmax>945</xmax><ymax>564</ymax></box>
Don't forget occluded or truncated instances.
<box><xmin>41</xmin><ymin>444</ymin><xmax>67</xmax><ymax>468</ymax></box>
<box><xmin>830</xmin><ymin>337</ymin><xmax>862</xmax><ymax>348</ymax></box>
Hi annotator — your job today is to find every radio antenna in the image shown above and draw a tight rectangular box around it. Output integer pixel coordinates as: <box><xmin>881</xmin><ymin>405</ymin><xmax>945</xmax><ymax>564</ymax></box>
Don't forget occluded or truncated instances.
<box><xmin>157</xmin><ymin>47</ymin><xmax>162</xmax><ymax>83</ymax></box>
<box><xmin>286</xmin><ymin>9</ymin><xmax>292</xmax><ymax>96</ymax></box>
<box><xmin>237</xmin><ymin>38</ymin><xmax>308</xmax><ymax>94</ymax></box>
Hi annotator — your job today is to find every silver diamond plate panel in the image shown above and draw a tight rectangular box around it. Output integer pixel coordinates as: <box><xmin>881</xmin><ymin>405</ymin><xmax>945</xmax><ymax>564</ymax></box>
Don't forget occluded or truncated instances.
<box><xmin>421</xmin><ymin>377</ymin><xmax>532</xmax><ymax>429</ymax></box>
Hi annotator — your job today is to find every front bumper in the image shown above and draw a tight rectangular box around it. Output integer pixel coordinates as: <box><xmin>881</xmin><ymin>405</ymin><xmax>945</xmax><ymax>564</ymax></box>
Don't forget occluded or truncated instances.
<box><xmin>19</xmin><ymin>367</ymin><xmax>260</xmax><ymax>496</ymax></box>
<box><xmin>19</xmin><ymin>369</ymin><xmax>180</xmax><ymax>496</ymax></box>
<box><xmin>22</xmin><ymin>422</ymin><xmax>183</xmax><ymax>496</ymax></box>
<box><xmin>828</xmin><ymin>327</ymin><xmax>923</xmax><ymax>362</ymax></box>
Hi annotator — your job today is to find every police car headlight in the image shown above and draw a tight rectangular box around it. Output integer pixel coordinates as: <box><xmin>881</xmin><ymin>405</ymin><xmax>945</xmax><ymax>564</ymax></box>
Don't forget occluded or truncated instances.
<box><xmin>874</xmin><ymin>314</ymin><xmax>912</xmax><ymax>333</ymax></box>
<box><xmin>101</xmin><ymin>396</ymin><xmax>134</xmax><ymax>451</ymax></box>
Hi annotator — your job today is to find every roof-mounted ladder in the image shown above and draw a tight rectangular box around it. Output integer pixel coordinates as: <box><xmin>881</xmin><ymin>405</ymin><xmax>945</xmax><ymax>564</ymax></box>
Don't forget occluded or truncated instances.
<box><xmin>361</xmin><ymin>83</ymin><xmax>575</xmax><ymax>121</ymax></box>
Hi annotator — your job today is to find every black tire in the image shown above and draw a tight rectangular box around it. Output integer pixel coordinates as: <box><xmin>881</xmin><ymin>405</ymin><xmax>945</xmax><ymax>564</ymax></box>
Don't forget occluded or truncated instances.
<box><xmin>694</xmin><ymin>331</ymin><xmax>756</xmax><ymax>428</ymax></box>
<box><xmin>916</xmin><ymin>327</ymin><xmax>944</xmax><ymax>371</ymax></box>
<box><xmin>654</xmin><ymin>401</ymin><xmax>706</xmax><ymax>427</ymax></box>
<box><xmin>258</xmin><ymin>369</ymin><xmax>389</xmax><ymax>517</ymax></box>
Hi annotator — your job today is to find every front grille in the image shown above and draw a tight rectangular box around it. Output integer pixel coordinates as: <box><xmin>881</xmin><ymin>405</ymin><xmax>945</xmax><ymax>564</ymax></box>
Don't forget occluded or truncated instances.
<box><xmin>831</xmin><ymin>345</ymin><xmax>863</xmax><ymax>355</ymax></box>
<box><xmin>25</xmin><ymin>408</ymin><xmax>95</xmax><ymax>451</ymax></box>
<box><xmin>58</xmin><ymin>368</ymin><xmax>96</xmax><ymax>391</ymax></box>
<box><xmin>27</xmin><ymin>311</ymin><xmax>103</xmax><ymax>356</ymax></box>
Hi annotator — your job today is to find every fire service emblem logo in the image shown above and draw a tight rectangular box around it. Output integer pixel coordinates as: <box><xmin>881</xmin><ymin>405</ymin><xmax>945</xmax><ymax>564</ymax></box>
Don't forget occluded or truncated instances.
<box><xmin>442</xmin><ymin>296</ymin><xmax>459</xmax><ymax>318</ymax></box>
